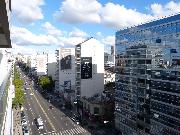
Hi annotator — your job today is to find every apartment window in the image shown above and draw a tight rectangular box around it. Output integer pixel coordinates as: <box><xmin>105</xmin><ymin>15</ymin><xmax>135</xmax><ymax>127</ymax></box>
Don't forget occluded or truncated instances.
<box><xmin>94</xmin><ymin>107</ymin><xmax>99</xmax><ymax>114</ymax></box>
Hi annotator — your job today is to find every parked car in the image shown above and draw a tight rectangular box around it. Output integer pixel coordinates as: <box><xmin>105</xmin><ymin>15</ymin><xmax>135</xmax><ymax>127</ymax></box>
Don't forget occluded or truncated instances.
<box><xmin>21</xmin><ymin>119</ymin><xmax>28</xmax><ymax>126</ymax></box>
<box><xmin>21</xmin><ymin>111</ymin><xmax>26</xmax><ymax>119</ymax></box>
<box><xmin>49</xmin><ymin>105</ymin><xmax>54</xmax><ymax>109</ymax></box>
<box><xmin>71</xmin><ymin>117</ymin><xmax>80</xmax><ymax>125</ymax></box>
<box><xmin>22</xmin><ymin>125</ymin><xmax>29</xmax><ymax>135</ymax></box>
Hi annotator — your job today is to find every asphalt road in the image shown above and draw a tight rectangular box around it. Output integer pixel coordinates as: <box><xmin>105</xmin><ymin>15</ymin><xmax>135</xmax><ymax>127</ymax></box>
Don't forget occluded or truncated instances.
<box><xmin>19</xmin><ymin>69</ymin><xmax>91</xmax><ymax>135</ymax></box>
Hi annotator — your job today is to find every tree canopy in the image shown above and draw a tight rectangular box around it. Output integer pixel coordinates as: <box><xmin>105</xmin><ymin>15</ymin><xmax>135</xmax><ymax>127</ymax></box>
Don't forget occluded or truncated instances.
<box><xmin>38</xmin><ymin>76</ymin><xmax>53</xmax><ymax>91</ymax></box>
<box><xmin>12</xmin><ymin>66</ymin><xmax>25</xmax><ymax>108</ymax></box>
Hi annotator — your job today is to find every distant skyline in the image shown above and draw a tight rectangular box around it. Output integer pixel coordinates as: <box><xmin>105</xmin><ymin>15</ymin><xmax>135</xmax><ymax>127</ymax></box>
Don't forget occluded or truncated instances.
<box><xmin>11</xmin><ymin>0</ymin><xmax>180</xmax><ymax>55</ymax></box>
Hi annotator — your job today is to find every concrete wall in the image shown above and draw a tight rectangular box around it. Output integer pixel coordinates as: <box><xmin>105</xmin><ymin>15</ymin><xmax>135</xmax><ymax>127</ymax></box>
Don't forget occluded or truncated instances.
<box><xmin>36</xmin><ymin>54</ymin><xmax>47</xmax><ymax>76</ymax></box>
<box><xmin>80</xmin><ymin>39</ymin><xmax>104</xmax><ymax>98</ymax></box>
<box><xmin>47</xmin><ymin>54</ymin><xmax>56</xmax><ymax>80</ymax></box>
<box><xmin>58</xmin><ymin>48</ymin><xmax>75</xmax><ymax>92</ymax></box>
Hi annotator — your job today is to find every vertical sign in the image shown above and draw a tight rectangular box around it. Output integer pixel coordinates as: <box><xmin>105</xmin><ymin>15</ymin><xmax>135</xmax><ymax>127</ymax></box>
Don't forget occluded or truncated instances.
<box><xmin>81</xmin><ymin>57</ymin><xmax>92</xmax><ymax>79</ymax></box>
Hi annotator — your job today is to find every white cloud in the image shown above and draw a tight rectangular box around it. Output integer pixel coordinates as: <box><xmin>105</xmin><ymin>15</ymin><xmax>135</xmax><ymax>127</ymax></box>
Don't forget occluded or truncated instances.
<box><xmin>96</xmin><ymin>32</ymin><xmax>102</xmax><ymax>37</ymax></box>
<box><xmin>100</xmin><ymin>3</ymin><xmax>153</xmax><ymax>29</ymax></box>
<box><xmin>11</xmin><ymin>25</ymin><xmax>89</xmax><ymax>47</ymax></box>
<box><xmin>150</xmin><ymin>1</ymin><xmax>180</xmax><ymax>17</ymax></box>
<box><xmin>11</xmin><ymin>26</ymin><xmax>59</xmax><ymax>46</ymax></box>
<box><xmin>42</xmin><ymin>22</ymin><xmax>62</xmax><ymax>36</ymax></box>
<box><xmin>102</xmin><ymin>35</ymin><xmax>115</xmax><ymax>46</ymax></box>
<box><xmin>69</xmin><ymin>28</ymin><xmax>87</xmax><ymax>37</ymax></box>
<box><xmin>54</xmin><ymin>0</ymin><xmax>101</xmax><ymax>24</ymax></box>
<box><xmin>54</xmin><ymin>1</ymin><xmax>180</xmax><ymax>29</ymax></box>
<box><xmin>60</xmin><ymin>37</ymin><xmax>85</xmax><ymax>46</ymax></box>
<box><xmin>12</xmin><ymin>43</ymin><xmax>37</xmax><ymax>55</ymax></box>
<box><xmin>12</xmin><ymin>0</ymin><xmax>44</xmax><ymax>24</ymax></box>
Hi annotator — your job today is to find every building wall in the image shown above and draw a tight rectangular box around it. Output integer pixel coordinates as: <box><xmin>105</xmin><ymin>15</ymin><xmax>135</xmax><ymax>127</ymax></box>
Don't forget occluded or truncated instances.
<box><xmin>58</xmin><ymin>48</ymin><xmax>76</xmax><ymax>93</ymax></box>
<box><xmin>80</xmin><ymin>39</ymin><xmax>104</xmax><ymax>98</ymax></box>
<box><xmin>47</xmin><ymin>53</ymin><xmax>56</xmax><ymax>80</ymax></box>
<box><xmin>104</xmin><ymin>70</ymin><xmax>115</xmax><ymax>84</ymax></box>
<box><xmin>115</xmin><ymin>14</ymin><xmax>180</xmax><ymax>135</ymax></box>
<box><xmin>0</xmin><ymin>49</ymin><xmax>13</xmax><ymax>134</ymax></box>
<box><xmin>36</xmin><ymin>54</ymin><xmax>48</xmax><ymax>76</ymax></box>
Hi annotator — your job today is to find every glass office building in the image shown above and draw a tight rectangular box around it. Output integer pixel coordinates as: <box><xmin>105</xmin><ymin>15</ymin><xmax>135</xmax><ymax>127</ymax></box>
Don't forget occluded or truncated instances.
<box><xmin>115</xmin><ymin>14</ymin><xmax>180</xmax><ymax>135</ymax></box>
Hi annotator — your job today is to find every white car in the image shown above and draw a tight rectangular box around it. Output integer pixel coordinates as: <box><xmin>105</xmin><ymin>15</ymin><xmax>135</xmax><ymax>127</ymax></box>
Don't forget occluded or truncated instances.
<box><xmin>30</xmin><ymin>93</ymin><xmax>34</xmax><ymax>96</ymax></box>
<box><xmin>35</xmin><ymin>118</ymin><xmax>43</xmax><ymax>129</ymax></box>
<box><xmin>23</xmin><ymin>126</ymin><xmax>29</xmax><ymax>135</ymax></box>
<box><xmin>21</xmin><ymin>119</ymin><xmax>28</xmax><ymax>126</ymax></box>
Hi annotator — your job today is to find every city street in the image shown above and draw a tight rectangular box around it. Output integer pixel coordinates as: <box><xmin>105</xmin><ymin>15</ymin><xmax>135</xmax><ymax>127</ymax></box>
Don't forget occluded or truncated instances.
<box><xmin>20</xmin><ymin>69</ymin><xmax>91</xmax><ymax>135</ymax></box>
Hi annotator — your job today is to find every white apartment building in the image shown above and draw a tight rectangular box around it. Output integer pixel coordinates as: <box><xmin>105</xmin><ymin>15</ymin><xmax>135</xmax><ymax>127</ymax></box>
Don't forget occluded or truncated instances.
<box><xmin>0</xmin><ymin>49</ymin><xmax>14</xmax><ymax>135</ymax></box>
<box><xmin>0</xmin><ymin>0</ymin><xmax>12</xmax><ymax>134</ymax></box>
<box><xmin>47</xmin><ymin>53</ymin><xmax>56</xmax><ymax>80</ymax></box>
<box><xmin>55</xmin><ymin>48</ymin><xmax>76</xmax><ymax>104</ymax></box>
<box><xmin>75</xmin><ymin>39</ymin><xmax>104</xmax><ymax>98</ymax></box>
<box><xmin>36</xmin><ymin>54</ymin><xmax>48</xmax><ymax>76</ymax></box>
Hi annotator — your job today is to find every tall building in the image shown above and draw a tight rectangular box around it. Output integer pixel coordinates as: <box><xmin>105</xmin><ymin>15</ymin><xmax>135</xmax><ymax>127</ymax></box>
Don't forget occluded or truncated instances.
<box><xmin>115</xmin><ymin>14</ymin><xmax>180</xmax><ymax>135</ymax></box>
<box><xmin>36</xmin><ymin>54</ymin><xmax>48</xmax><ymax>76</ymax></box>
<box><xmin>75</xmin><ymin>39</ymin><xmax>104</xmax><ymax>99</ymax></box>
<box><xmin>47</xmin><ymin>53</ymin><xmax>56</xmax><ymax>80</ymax></box>
<box><xmin>55</xmin><ymin>48</ymin><xmax>76</xmax><ymax>105</ymax></box>
<box><xmin>0</xmin><ymin>0</ymin><xmax>11</xmax><ymax>48</ymax></box>
<box><xmin>0</xmin><ymin>0</ymin><xmax>12</xmax><ymax>134</ymax></box>
<box><xmin>0</xmin><ymin>49</ymin><xmax>13</xmax><ymax>135</ymax></box>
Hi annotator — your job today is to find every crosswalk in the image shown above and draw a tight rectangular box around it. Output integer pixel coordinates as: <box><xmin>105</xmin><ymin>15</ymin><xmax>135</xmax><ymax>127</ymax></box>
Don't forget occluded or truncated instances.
<box><xmin>40</xmin><ymin>126</ymin><xmax>89</xmax><ymax>135</ymax></box>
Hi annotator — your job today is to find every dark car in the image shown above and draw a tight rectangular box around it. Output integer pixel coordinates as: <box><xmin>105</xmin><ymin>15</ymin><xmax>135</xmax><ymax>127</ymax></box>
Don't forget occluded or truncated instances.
<box><xmin>49</xmin><ymin>105</ymin><xmax>54</xmax><ymax>109</ymax></box>
<box><xmin>21</xmin><ymin>111</ymin><xmax>26</xmax><ymax>119</ymax></box>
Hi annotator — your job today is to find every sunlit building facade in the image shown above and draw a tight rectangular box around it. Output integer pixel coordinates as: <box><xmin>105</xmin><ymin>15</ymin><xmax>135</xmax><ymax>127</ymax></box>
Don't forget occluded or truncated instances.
<box><xmin>115</xmin><ymin>14</ymin><xmax>180</xmax><ymax>135</ymax></box>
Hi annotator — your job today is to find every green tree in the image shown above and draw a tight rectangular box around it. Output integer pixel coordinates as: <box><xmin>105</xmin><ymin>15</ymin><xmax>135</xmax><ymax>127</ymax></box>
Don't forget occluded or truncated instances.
<box><xmin>38</xmin><ymin>76</ymin><xmax>53</xmax><ymax>91</ymax></box>
<box><xmin>12</xmin><ymin>66</ymin><xmax>25</xmax><ymax>108</ymax></box>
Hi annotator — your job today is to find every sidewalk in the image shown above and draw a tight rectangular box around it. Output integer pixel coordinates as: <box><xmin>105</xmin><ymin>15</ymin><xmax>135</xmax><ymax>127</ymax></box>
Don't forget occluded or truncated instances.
<box><xmin>13</xmin><ymin>108</ymin><xmax>23</xmax><ymax>135</ymax></box>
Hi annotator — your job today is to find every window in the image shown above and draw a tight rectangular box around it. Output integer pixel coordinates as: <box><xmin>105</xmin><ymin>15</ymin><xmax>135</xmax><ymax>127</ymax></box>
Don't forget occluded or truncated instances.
<box><xmin>94</xmin><ymin>107</ymin><xmax>99</xmax><ymax>114</ymax></box>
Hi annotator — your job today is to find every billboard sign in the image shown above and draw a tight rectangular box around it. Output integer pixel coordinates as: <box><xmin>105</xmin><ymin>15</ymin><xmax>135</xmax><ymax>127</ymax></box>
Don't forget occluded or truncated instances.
<box><xmin>64</xmin><ymin>80</ymin><xmax>71</xmax><ymax>91</ymax></box>
<box><xmin>61</xmin><ymin>55</ymin><xmax>71</xmax><ymax>70</ymax></box>
<box><xmin>81</xmin><ymin>57</ymin><xmax>92</xmax><ymax>79</ymax></box>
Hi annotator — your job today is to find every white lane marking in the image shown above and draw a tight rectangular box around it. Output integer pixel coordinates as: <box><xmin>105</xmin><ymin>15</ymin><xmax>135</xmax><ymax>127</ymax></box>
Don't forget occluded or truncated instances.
<box><xmin>76</xmin><ymin>127</ymin><xmax>81</xmax><ymax>133</ymax></box>
<box><xmin>79</xmin><ymin>126</ymin><xmax>86</xmax><ymax>132</ymax></box>
<box><xmin>72</xmin><ymin>128</ymin><xmax>77</xmax><ymax>134</ymax></box>
<box><xmin>68</xmin><ymin>130</ymin><xmax>74</xmax><ymax>135</ymax></box>
<box><xmin>70</xmin><ymin>129</ymin><xmax>75</xmax><ymax>134</ymax></box>
<box><xmin>31</xmin><ymin>89</ymin><xmax>56</xmax><ymax>131</ymax></box>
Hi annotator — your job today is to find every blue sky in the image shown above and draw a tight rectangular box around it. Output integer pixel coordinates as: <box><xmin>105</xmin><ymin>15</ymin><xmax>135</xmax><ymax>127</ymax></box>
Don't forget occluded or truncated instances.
<box><xmin>11</xmin><ymin>0</ymin><xmax>180</xmax><ymax>54</ymax></box>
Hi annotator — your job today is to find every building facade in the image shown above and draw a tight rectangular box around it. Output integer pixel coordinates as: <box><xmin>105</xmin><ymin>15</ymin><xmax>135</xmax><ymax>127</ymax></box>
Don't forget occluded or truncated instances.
<box><xmin>36</xmin><ymin>54</ymin><xmax>48</xmax><ymax>76</ymax></box>
<box><xmin>75</xmin><ymin>39</ymin><xmax>104</xmax><ymax>99</ymax></box>
<box><xmin>47</xmin><ymin>53</ymin><xmax>56</xmax><ymax>80</ymax></box>
<box><xmin>0</xmin><ymin>49</ymin><xmax>13</xmax><ymax>135</ymax></box>
<box><xmin>115</xmin><ymin>14</ymin><xmax>180</xmax><ymax>135</ymax></box>
<box><xmin>55</xmin><ymin>48</ymin><xmax>76</xmax><ymax>104</ymax></box>
<box><xmin>0</xmin><ymin>1</ymin><xmax>12</xmax><ymax>134</ymax></box>
<box><xmin>0</xmin><ymin>0</ymin><xmax>11</xmax><ymax>48</ymax></box>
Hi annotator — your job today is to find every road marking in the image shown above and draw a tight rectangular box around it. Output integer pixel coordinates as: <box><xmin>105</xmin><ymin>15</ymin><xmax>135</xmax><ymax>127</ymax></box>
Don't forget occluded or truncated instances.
<box><xmin>30</xmin><ymin>87</ymin><xmax>56</xmax><ymax>132</ymax></box>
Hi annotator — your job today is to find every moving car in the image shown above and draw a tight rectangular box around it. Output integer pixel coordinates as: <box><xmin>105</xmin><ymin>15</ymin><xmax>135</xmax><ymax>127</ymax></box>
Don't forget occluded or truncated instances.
<box><xmin>34</xmin><ymin>117</ymin><xmax>43</xmax><ymax>129</ymax></box>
